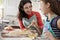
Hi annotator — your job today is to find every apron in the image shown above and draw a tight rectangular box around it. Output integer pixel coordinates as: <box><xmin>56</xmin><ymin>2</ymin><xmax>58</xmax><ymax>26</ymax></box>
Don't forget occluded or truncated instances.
<box><xmin>42</xmin><ymin>20</ymin><xmax>56</xmax><ymax>38</ymax></box>
<box><xmin>42</xmin><ymin>16</ymin><xmax>56</xmax><ymax>38</ymax></box>
<box><xmin>22</xmin><ymin>15</ymin><xmax>37</xmax><ymax>30</ymax></box>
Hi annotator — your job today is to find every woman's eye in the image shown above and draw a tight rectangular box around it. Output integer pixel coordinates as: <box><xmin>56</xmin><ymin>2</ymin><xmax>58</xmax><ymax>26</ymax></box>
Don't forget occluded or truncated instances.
<box><xmin>24</xmin><ymin>5</ymin><xmax>32</xmax><ymax>9</ymax></box>
<box><xmin>24</xmin><ymin>7</ymin><xmax>28</xmax><ymax>9</ymax></box>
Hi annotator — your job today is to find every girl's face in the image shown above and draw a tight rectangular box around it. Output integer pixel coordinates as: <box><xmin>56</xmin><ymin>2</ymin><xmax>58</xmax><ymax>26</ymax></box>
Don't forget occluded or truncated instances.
<box><xmin>40</xmin><ymin>1</ymin><xmax>50</xmax><ymax>15</ymax></box>
<box><xmin>23</xmin><ymin>3</ymin><xmax>32</xmax><ymax>15</ymax></box>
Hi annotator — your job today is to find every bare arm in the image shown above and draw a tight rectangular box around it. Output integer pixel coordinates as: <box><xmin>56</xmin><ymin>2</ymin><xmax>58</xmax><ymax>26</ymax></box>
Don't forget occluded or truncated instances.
<box><xmin>57</xmin><ymin>19</ymin><xmax>60</xmax><ymax>29</ymax></box>
<box><xmin>28</xmin><ymin>20</ymin><xmax>42</xmax><ymax>35</ymax></box>
<box><xmin>44</xmin><ymin>31</ymin><xmax>60</xmax><ymax>40</ymax></box>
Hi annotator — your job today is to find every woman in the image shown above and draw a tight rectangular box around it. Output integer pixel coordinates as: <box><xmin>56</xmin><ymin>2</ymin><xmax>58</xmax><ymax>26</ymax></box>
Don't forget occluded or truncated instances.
<box><xmin>39</xmin><ymin>0</ymin><xmax>60</xmax><ymax>40</ymax></box>
<box><xmin>18</xmin><ymin>0</ymin><xmax>43</xmax><ymax>35</ymax></box>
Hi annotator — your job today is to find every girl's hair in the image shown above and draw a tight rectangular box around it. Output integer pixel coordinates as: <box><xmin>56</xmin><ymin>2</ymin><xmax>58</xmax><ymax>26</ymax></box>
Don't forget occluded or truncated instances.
<box><xmin>40</xmin><ymin>0</ymin><xmax>60</xmax><ymax>16</ymax></box>
<box><xmin>18</xmin><ymin>0</ymin><xmax>32</xmax><ymax>20</ymax></box>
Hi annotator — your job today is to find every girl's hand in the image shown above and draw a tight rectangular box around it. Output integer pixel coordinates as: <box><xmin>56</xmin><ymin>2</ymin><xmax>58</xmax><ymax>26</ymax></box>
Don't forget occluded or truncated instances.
<box><xmin>44</xmin><ymin>31</ymin><xmax>56</xmax><ymax>40</ymax></box>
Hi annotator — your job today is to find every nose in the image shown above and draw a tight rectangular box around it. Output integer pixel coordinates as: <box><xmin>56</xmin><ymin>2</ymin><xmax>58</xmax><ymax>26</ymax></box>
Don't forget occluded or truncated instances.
<box><xmin>27</xmin><ymin>7</ymin><xmax>32</xmax><ymax>11</ymax></box>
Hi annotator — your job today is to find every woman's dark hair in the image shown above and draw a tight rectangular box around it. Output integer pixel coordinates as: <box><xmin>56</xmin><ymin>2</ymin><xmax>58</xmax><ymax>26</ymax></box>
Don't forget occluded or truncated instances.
<box><xmin>18</xmin><ymin>0</ymin><xmax>32</xmax><ymax>20</ymax></box>
<box><xmin>40</xmin><ymin>0</ymin><xmax>60</xmax><ymax>16</ymax></box>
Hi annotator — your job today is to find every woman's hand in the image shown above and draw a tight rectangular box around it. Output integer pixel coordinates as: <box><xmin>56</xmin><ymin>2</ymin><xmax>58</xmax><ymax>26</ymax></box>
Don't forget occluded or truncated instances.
<box><xmin>4</xmin><ymin>26</ymin><xmax>14</xmax><ymax>31</ymax></box>
<box><xmin>28</xmin><ymin>20</ymin><xmax>37</xmax><ymax>28</ymax></box>
<box><xmin>31</xmin><ymin>20</ymin><xmax>37</xmax><ymax>26</ymax></box>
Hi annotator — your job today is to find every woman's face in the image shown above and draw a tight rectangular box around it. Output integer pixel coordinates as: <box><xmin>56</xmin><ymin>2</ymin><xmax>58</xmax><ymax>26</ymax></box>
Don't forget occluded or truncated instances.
<box><xmin>23</xmin><ymin>3</ymin><xmax>32</xmax><ymax>15</ymax></box>
<box><xmin>40</xmin><ymin>1</ymin><xmax>49</xmax><ymax>15</ymax></box>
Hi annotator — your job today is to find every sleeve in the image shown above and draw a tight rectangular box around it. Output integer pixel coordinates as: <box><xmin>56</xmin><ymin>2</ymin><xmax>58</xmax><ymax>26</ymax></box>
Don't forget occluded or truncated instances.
<box><xmin>18</xmin><ymin>19</ymin><xmax>25</xmax><ymax>30</ymax></box>
<box><xmin>36</xmin><ymin>12</ymin><xmax>44</xmax><ymax>29</ymax></box>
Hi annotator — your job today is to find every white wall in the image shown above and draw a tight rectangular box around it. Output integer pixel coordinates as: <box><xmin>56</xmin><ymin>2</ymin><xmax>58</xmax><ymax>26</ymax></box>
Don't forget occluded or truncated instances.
<box><xmin>3</xmin><ymin>0</ymin><xmax>20</xmax><ymax>26</ymax></box>
<box><xmin>3</xmin><ymin>0</ymin><xmax>20</xmax><ymax>19</ymax></box>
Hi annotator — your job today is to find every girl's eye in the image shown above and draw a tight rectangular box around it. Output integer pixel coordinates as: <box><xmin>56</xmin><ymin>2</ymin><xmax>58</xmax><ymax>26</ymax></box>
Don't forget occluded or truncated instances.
<box><xmin>29</xmin><ymin>5</ymin><xmax>32</xmax><ymax>8</ymax></box>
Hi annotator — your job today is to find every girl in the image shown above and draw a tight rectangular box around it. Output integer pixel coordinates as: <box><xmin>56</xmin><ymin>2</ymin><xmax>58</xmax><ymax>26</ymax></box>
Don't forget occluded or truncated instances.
<box><xmin>39</xmin><ymin>0</ymin><xmax>60</xmax><ymax>40</ymax></box>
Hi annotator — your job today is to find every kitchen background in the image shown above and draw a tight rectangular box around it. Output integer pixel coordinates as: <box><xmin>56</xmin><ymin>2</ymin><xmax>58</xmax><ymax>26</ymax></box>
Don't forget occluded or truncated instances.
<box><xmin>0</xmin><ymin>0</ymin><xmax>46</xmax><ymax>31</ymax></box>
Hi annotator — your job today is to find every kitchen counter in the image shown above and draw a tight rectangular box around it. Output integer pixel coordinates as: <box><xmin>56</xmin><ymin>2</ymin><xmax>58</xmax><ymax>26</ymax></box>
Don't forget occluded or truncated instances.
<box><xmin>1</xmin><ymin>29</ymin><xmax>40</xmax><ymax>40</ymax></box>
<box><xmin>1</xmin><ymin>38</ymin><xmax>33</xmax><ymax>40</ymax></box>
